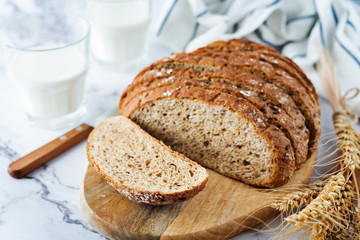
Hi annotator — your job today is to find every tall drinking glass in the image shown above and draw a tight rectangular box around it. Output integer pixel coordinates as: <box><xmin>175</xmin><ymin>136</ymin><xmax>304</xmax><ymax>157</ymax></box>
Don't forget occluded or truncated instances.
<box><xmin>0</xmin><ymin>13</ymin><xmax>90</xmax><ymax>130</ymax></box>
<box><xmin>86</xmin><ymin>0</ymin><xmax>150</xmax><ymax>71</ymax></box>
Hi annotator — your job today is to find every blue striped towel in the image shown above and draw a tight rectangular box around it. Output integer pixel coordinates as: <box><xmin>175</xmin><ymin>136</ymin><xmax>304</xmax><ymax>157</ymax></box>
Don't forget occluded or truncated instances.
<box><xmin>155</xmin><ymin>0</ymin><xmax>360</xmax><ymax>113</ymax></box>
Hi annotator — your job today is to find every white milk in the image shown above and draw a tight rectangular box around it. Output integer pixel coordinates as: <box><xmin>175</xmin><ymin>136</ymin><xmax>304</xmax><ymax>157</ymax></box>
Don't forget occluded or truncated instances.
<box><xmin>86</xmin><ymin>0</ymin><xmax>150</xmax><ymax>64</ymax></box>
<box><xmin>8</xmin><ymin>47</ymin><xmax>87</xmax><ymax>119</ymax></box>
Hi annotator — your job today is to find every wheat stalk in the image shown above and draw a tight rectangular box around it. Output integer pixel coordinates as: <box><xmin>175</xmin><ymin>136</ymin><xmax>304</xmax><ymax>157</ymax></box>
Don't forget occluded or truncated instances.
<box><xmin>310</xmin><ymin>180</ymin><xmax>355</xmax><ymax>239</ymax></box>
<box><xmin>334</xmin><ymin>118</ymin><xmax>360</xmax><ymax>171</ymax></box>
<box><xmin>271</xmin><ymin>180</ymin><xmax>325</xmax><ymax>212</ymax></box>
<box><xmin>271</xmin><ymin>42</ymin><xmax>360</xmax><ymax>239</ymax></box>
<box><xmin>285</xmin><ymin>173</ymin><xmax>346</xmax><ymax>226</ymax></box>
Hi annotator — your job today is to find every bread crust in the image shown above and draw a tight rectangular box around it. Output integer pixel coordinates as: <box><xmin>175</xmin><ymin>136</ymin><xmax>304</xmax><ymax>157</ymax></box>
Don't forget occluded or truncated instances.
<box><xmin>120</xmin><ymin>85</ymin><xmax>296</xmax><ymax>187</ymax></box>
<box><xmin>121</xmin><ymin>76</ymin><xmax>309</xmax><ymax>167</ymax></box>
<box><xmin>86</xmin><ymin>116</ymin><xmax>209</xmax><ymax>205</ymax></box>
<box><xmin>193</xmin><ymin>50</ymin><xmax>318</xmax><ymax>104</ymax></box>
<box><xmin>201</xmin><ymin>38</ymin><xmax>279</xmax><ymax>54</ymax></box>
<box><xmin>196</xmin><ymin>38</ymin><xmax>318</xmax><ymax>100</ymax></box>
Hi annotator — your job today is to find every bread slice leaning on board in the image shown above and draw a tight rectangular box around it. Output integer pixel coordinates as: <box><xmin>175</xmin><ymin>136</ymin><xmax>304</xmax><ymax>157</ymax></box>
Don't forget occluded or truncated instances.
<box><xmin>119</xmin><ymin>38</ymin><xmax>321</xmax><ymax>188</ymax></box>
<box><xmin>86</xmin><ymin>116</ymin><xmax>208</xmax><ymax>205</ymax></box>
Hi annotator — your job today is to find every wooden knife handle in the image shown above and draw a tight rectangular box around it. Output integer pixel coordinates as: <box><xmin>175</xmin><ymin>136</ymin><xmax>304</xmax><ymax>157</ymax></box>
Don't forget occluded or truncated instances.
<box><xmin>8</xmin><ymin>123</ymin><xmax>94</xmax><ymax>179</ymax></box>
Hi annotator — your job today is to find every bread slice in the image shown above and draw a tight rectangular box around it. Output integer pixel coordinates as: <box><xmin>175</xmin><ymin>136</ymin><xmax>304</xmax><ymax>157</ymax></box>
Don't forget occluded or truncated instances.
<box><xmin>121</xmin><ymin>76</ymin><xmax>309</xmax><ymax>167</ymax></box>
<box><xmin>120</xmin><ymin>85</ymin><xmax>296</xmax><ymax>187</ymax></box>
<box><xmin>86</xmin><ymin>116</ymin><xmax>208</xmax><ymax>205</ymax></box>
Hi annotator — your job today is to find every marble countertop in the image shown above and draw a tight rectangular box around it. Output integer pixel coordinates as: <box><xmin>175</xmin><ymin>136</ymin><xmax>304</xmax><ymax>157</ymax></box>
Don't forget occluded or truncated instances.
<box><xmin>1</xmin><ymin>1</ymin><xmax>359</xmax><ymax>240</ymax></box>
<box><xmin>0</xmin><ymin>33</ymin><xmax>171</xmax><ymax>239</ymax></box>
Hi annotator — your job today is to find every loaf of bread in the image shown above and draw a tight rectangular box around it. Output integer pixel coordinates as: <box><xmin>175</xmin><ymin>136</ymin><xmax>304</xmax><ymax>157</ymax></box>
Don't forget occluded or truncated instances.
<box><xmin>119</xmin><ymin>38</ymin><xmax>321</xmax><ymax>188</ymax></box>
<box><xmin>87</xmin><ymin>116</ymin><xmax>208</xmax><ymax>205</ymax></box>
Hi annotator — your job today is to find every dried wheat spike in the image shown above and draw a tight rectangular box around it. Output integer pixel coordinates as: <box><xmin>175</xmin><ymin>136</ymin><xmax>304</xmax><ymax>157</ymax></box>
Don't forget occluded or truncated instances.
<box><xmin>272</xmin><ymin>180</ymin><xmax>326</xmax><ymax>212</ymax></box>
<box><xmin>285</xmin><ymin>173</ymin><xmax>346</xmax><ymax>227</ymax></box>
<box><xmin>313</xmin><ymin>41</ymin><xmax>360</xmax><ymax>240</ymax></box>
<box><xmin>333</xmin><ymin>116</ymin><xmax>360</xmax><ymax>171</ymax></box>
<box><xmin>310</xmin><ymin>180</ymin><xmax>355</xmax><ymax>240</ymax></box>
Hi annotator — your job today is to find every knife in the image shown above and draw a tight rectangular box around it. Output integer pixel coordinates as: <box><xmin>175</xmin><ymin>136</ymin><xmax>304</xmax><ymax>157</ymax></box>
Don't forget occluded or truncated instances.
<box><xmin>8</xmin><ymin>107</ymin><xmax>119</xmax><ymax>179</ymax></box>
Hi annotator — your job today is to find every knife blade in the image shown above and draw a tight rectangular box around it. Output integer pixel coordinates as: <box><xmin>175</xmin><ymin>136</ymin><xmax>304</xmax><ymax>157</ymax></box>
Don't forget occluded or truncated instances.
<box><xmin>8</xmin><ymin>107</ymin><xmax>119</xmax><ymax>179</ymax></box>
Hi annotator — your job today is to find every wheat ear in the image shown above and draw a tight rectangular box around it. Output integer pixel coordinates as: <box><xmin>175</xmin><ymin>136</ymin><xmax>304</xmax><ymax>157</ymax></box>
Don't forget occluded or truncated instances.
<box><xmin>271</xmin><ymin>180</ymin><xmax>326</xmax><ymax>212</ymax></box>
<box><xmin>269</xmin><ymin>41</ymin><xmax>360</xmax><ymax>240</ymax></box>
<box><xmin>334</xmin><ymin>117</ymin><xmax>360</xmax><ymax>171</ymax></box>
<box><xmin>285</xmin><ymin>173</ymin><xmax>346</xmax><ymax>227</ymax></box>
<box><xmin>310</xmin><ymin>180</ymin><xmax>355</xmax><ymax>239</ymax></box>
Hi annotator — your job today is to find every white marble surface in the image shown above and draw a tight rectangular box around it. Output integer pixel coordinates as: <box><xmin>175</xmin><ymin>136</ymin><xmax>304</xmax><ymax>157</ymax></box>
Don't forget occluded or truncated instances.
<box><xmin>1</xmin><ymin>1</ymin><xmax>359</xmax><ymax>240</ymax></box>
<box><xmin>0</xmin><ymin>36</ymin><xmax>170</xmax><ymax>240</ymax></box>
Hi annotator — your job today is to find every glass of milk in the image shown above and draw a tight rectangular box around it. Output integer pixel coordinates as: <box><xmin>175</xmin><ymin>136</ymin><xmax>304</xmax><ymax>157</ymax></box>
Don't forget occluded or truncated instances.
<box><xmin>0</xmin><ymin>13</ymin><xmax>90</xmax><ymax>130</ymax></box>
<box><xmin>86</xmin><ymin>0</ymin><xmax>150</xmax><ymax>71</ymax></box>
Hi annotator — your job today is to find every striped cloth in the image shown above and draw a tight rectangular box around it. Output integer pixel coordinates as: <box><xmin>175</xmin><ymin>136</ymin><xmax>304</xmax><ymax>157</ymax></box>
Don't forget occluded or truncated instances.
<box><xmin>154</xmin><ymin>0</ymin><xmax>360</xmax><ymax>113</ymax></box>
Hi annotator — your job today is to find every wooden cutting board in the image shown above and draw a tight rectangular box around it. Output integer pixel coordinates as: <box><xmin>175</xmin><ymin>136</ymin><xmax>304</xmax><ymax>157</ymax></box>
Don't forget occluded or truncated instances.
<box><xmin>80</xmin><ymin>151</ymin><xmax>316</xmax><ymax>240</ymax></box>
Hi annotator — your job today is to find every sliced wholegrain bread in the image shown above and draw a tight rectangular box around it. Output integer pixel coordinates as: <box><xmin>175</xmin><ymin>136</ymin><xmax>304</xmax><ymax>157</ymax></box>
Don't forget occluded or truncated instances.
<box><xmin>86</xmin><ymin>116</ymin><xmax>208</xmax><ymax>205</ymax></box>
<box><xmin>130</xmin><ymin>54</ymin><xmax>320</xmax><ymax>155</ymax></box>
<box><xmin>121</xmin><ymin>75</ymin><xmax>309</xmax><ymax>167</ymax></box>
<box><xmin>120</xmin><ymin>85</ymin><xmax>296</xmax><ymax>187</ymax></box>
